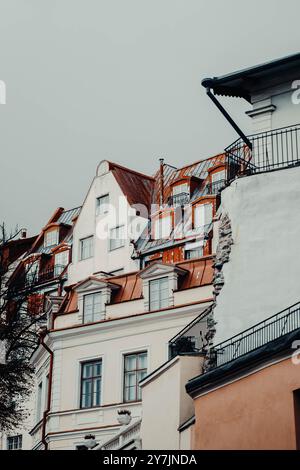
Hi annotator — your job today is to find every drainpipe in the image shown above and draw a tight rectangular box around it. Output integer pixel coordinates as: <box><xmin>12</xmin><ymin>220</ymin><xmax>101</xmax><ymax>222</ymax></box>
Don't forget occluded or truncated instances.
<box><xmin>159</xmin><ymin>158</ymin><xmax>164</xmax><ymax>207</ymax></box>
<box><xmin>40</xmin><ymin>331</ymin><xmax>54</xmax><ymax>451</ymax></box>
<box><xmin>205</xmin><ymin>88</ymin><xmax>252</xmax><ymax>150</ymax></box>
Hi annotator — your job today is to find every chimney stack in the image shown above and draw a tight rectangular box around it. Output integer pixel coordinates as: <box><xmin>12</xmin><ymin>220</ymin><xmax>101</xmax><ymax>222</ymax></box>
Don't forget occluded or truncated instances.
<box><xmin>20</xmin><ymin>228</ymin><xmax>27</xmax><ymax>239</ymax></box>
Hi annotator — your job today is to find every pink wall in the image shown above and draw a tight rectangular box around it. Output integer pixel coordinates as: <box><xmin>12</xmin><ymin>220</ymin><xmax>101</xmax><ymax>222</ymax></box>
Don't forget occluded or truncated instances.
<box><xmin>193</xmin><ymin>357</ymin><xmax>300</xmax><ymax>450</ymax></box>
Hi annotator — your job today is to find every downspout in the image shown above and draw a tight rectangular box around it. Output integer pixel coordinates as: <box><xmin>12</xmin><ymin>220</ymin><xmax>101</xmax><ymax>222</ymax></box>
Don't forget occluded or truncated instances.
<box><xmin>205</xmin><ymin>88</ymin><xmax>252</xmax><ymax>150</ymax></box>
<box><xmin>40</xmin><ymin>332</ymin><xmax>54</xmax><ymax>451</ymax></box>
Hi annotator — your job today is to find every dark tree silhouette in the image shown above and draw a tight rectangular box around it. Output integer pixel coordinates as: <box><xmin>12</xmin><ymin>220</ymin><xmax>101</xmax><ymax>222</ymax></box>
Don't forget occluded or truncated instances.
<box><xmin>0</xmin><ymin>223</ymin><xmax>46</xmax><ymax>432</ymax></box>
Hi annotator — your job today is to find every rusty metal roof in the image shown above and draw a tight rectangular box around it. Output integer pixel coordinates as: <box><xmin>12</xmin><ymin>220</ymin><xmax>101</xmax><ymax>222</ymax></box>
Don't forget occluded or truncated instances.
<box><xmin>60</xmin><ymin>256</ymin><xmax>214</xmax><ymax>313</ymax></box>
<box><xmin>108</xmin><ymin>161</ymin><xmax>155</xmax><ymax>211</ymax></box>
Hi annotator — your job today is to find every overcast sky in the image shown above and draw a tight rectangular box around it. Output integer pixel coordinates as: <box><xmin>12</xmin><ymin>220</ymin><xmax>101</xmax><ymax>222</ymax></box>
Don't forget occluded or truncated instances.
<box><xmin>1</xmin><ymin>0</ymin><xmax>300</xmax><ymax>234</ymax></box>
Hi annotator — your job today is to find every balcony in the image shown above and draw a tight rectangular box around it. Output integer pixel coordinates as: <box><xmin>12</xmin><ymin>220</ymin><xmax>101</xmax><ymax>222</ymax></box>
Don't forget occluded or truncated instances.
<box><xmin>168</xmin><ymin>309</ymin><xmax>211</xmax><ymax>360</ymax></box>
<box><xmin>10</xmin><ymin>264</ymin><xmax>66</xmax><ymax>294</ymax></box>
<box><xmin>199</xmin><ymin>179</ymin><xmax>226</xmax><ymax>196</ymax></box>
<box><xmin>97</xmin><ymin>419</ymin><xmax>142</xmax><ymax>450</ymax></box>
<box><xmin>209</xmin><ymin>301</ymin><xmax>300</xmax><ymax>369</ymax></box>
<box><xmin>168</xmin><ymin>192</ymin><xmax>190</xmax><ymax>207</ymax></box>
<box><xmin>226</xmin><ymin>124</ymin><xmax>300</xmax><ymax>181</ymax></box>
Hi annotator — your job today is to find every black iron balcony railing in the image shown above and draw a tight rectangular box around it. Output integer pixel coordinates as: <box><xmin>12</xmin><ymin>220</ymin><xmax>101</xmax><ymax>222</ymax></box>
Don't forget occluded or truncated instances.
<box><xmin>226</xmin><ymin>124</ymin><xmax>300</xmax><ymax>182</ymax></box>
<box><xmin>10</xmin><ymin>264</ymin><xmax>66</xmax><ymax>294</ymax></box>
<box><xmin>209</xmin><ymin>301</ymin><xmax>300</xmax><ymax>369</ymax></box>
<box><xmin>200</xmin><ymin>179</ymin><xmax>226</xmax><ymax>196</ymax></box>
<box><xmin>168</xmin><ymin>309</ymin><xmax>210</xmax><ymax>359</ymax></box>
<box><xmin>168</xmin><ymin>192</ymin><xmax>190</xmax><ymax>206</ymax></box>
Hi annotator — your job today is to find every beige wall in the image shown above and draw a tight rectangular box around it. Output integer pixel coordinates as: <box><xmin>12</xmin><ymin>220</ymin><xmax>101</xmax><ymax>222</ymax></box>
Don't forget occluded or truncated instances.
<box><xmin>31</xmin><ymin>302</ymin><xmax>210</xmax><ymax>449</ymax></box>
<box><xmin>192</xmin><ymin>356</ymin><xmax>300</xmax><ymax>450</ymax></box>
<box><xmin>141</xmin><ymin>355</ymin><xmax>203</xmax><ymax>450</ymax></box>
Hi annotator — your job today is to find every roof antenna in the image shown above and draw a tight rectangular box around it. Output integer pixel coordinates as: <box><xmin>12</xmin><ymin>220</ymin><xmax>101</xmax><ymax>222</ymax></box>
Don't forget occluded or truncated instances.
<box><xmin>159</xmin><ymin>158</ymin><xmax>164</xmax><ymax>207</ymax></box>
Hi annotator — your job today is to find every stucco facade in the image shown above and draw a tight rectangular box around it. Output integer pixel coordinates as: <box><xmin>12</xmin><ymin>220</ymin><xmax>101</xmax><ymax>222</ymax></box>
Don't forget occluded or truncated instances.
<box><xmin>192</xmin><ymin>354</ymin><xmax>300</xmax><ymax>450</ymax></box>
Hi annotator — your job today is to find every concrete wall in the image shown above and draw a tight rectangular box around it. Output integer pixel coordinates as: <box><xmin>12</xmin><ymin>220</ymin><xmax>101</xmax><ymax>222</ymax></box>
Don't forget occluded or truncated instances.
<box><xmin>192</xmin><ymin>356</ymin><xmax>300</xmax><ymax>450</ymax></box>
<box><xmin>141</xmin><ymin>355</ymin><xmax>202</xmax><ymax>450</ymax></box>
<box><xmin>214</xmin><ymin>165</ymin><xmax>300</xmax><ymax>344</ymax></box>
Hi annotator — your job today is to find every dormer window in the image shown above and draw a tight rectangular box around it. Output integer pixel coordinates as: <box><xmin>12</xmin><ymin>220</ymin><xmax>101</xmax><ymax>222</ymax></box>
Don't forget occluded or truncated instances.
<box><xmin>83</xmin><ymin>292</ymin><xmax>104</xmax><ymax>323</ymax></box>
<box><xmin>172</xmin><ymin>182</ymin><xmax>189</xmax><ymax>196</ymax></box>
<box><xmin>54</xmin><ymin>250</ymin><xmax>69</xmax><ymax>275</ymax></box>
<box><xmin>75</xmin><ymin>277</ymin><xmax>120</xmax><ymax>324</ymax></box>
<box><xmin>211</xmin><ymin>169</ymin><xmax>226</xmax><ymax>183</ymax></box>
<box><xmin>140</xmin><ymin>262</ymin><xmax>187</xmax><ymax>312</ymax></box>
<box><xmin>194</xmin><ymin>203</ymin><xmax>213</xmax><ymax>229</ymax></box>
<box><xmin>26</xmin><ymin>260</ymin><xmax>39</xmax><ymax>283</ymax></box>
<box><xmin>149</xmin><ymin>277</ymin><xmax>169</xmax><ymax>310</ymax></box>
<box><xmin>44</xmin><ymin>229</ymin><xmax>59</xmax><ymax>247</ymax></box>
<box><xmin>96</xmin><ymin>194</ymin><xmax>109</xmax><ymax>216</ymax></box>
<box><xmin>171</xmin><ymin>182</ymin><xmax>190</xmax><ymax>206</ymax></box>
<box><xmin>153</xmin><ymin>214</ymin><xmax>172</xmax><ymax>240</ymax></box>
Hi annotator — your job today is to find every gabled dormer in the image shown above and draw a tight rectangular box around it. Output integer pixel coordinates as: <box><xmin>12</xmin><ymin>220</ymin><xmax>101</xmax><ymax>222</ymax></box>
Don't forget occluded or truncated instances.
<box><xmin>75</xmin><ymin>277</ymin><xmax>120</xmax><ymax>324</ymax></box>
<box><xmin>169</xmin><ymin>176</ymin><xmax>203</xmax><ymax>207</ymax></box>
<box><xmin>139</xmin><ymin>262</ymin><xmax>187</xmax><ymax>312</ymax></box>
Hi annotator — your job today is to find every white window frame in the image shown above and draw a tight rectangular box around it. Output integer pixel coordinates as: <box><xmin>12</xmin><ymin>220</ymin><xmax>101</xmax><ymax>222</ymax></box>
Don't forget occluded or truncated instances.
<box><xmin>123</xmin><ymin>351</ymin><xmax>148</xmax><ymax>403</ymax></box>
<box><xmin>44</xmin><ymin>229</ymin><xmax>59</xmax><ymax>247</ymax></box>
<box><xmin>26</xmin><ymin>260</ymin><xmax>39</xmax><ymax>283</ymax></box>
<box><xmin>194</xmin><ymin>203</ymin><xmax>213</xmax><ymax>228</ymax></box>
<box><xmin>54</xmin><ymin>250</ymin><xmax>69</xmax><ymax>270</ymax></box>
<box><xmin>153</xmin><ymin>215</ymin><xmax>172</xmax><ymax>240</ymax></box>
<box><xmin>211</xmin><ymin>169</ymin><xmax>226</xmax><ymax>183</ymax></box>
<box><xmin>79</xmin><ymin>236</ymin><xmax>93</xmax><ymax>260</ymax></box>
<box><xmin>172</xmin><ymin>182</ymin><xmax>189</xmax><ymax>196</ymax></box>
<box><xmin>80</xmin><ymin>359</ymin><xmax>103</xmax><ymax>409</ymax></box>
<box><xmin>149</xmin><ymin>276</ymin><xmax>169</xmax><ymax>311</ymax></box>
<box><xmin>96</xmin><ymin>194</ymin><xmax>109</xmax><ymax>216</ymax></box>
<box><xmin>83</xmin><ymin>292</ymin><xmax>104</xmax><ymax>324</ymax></box>
<box><xmin>109</xmin><ymin>225</ymin><xmax>125</xmax><ymax>251</ymax></box>
<box><xmin>7</xmin><ymin>435</ymin><xmax>22</xmax><ymax>450</ymax></box>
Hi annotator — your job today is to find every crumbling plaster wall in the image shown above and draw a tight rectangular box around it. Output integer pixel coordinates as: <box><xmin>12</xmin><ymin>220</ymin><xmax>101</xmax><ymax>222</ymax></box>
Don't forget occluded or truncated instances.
<box><xmin>212</xmin><ymin>165</ymin><xmax>300</xmax><ymax>345</ymax></box>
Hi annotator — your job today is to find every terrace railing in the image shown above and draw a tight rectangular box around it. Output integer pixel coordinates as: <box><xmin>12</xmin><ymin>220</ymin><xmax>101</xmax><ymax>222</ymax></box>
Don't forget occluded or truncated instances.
<box><xmin>168</xmin><ymin>192</ymin><xmax>190</xmax><ymax>207</ymax></box>
<box><xmin>209</xmin><ymin>301</ymin><xmax>300</xmax><ymax>368</ymax></box>
<box><xmin>9</xmin><ymin>264</ymin><xmax>66</xmax><ymax>295</ymax></box>
<box><xmin>226</xmin><ymin>124</ymin><xmax>300</xmax><ymax>182</ymax></box>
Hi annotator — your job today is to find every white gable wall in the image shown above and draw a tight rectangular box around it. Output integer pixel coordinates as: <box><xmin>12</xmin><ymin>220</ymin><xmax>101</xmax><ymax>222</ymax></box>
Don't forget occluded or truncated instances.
<box><xmin>68</xmin><ymin>169</ymin><xmax>148</xmax><ymax>285</ymax></box>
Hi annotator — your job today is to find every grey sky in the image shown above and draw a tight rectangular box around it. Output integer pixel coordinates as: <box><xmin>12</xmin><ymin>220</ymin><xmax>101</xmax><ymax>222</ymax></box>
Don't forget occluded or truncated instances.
<box><xmin>1</xmin><ymin>0</ymin><xmax>300</xmax><ymax>234</ymax></box>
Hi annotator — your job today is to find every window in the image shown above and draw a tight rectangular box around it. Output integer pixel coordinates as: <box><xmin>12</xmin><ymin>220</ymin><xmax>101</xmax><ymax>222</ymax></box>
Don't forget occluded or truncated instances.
<box><xmin>149</xmin><ymin>277</ymin><xmax>169</xmax><ymax>311</ymax></box>
<box><xmin>109</xmin><ymin>226</ymin><xmax>125</xmax><ymax>251</ymax></box>
<box><xmin>7</xmin><ymin>435</ymin><xmax>22</xmax><ymax>450</ymax></box>
<box><xmin>54</xmin><ymin>250</ymin><xmax>69</xmax><ymax>275</ymax></box>
<box><xmin>211</xmin><ymin>169</ymin><xmax>226</xmax><ymax>183</ymax></box>
<box><xmin>185</xmin><ymin>247</ymin><xmax>203</xmax><ymax>259</ymax></box>
<box><xmin>96</xmin><ymin>194</ymin><xmax>109</xmax><ymax>216</ymax></box>
<box><xmin>123</xmin><ymin>352</ymin><xmax>147</xmax><ymax>402</ymax></box>
<box><xmin>44</xmin><ymin>229</ymin><xmax>59</xmax><ymax>247</ymax></box>
<box><xmin>153</xmin><ymin>215</ymin><xmax>172</xmax><ymax>240</ymax></box>
<box><xmin>83</xmin><ymin>293</ymin><xmax>104</xmax><ymax>323</ymax></box>
<box><xmin>172</xmin><ymin>182</ymin><xmax>189</xmax><ymax>196</ymax></box>
<box><xmin>80</xmin><ymin>236</ymin><xmax>93</xmax><ymax>260</ymax></box>
<box><xmin>26</xmin><ymin>260</ymin><xmax>39</xmax><ymax>283</ymax></box>
<box><xmin>36</xmin><ymin>381</ymin><xmax>43</xmax><ymax>421</ymax></box>
<box><xmin>80</xmin><ymin>360</ymin><xmax>102</xmax><ymax>408</ymax></box>
<box><xmin>194</xmin><ymin>203</ymin><xmax>213</xmax><ymax>228</ymax></box>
